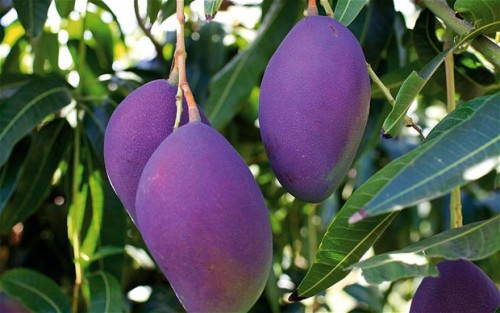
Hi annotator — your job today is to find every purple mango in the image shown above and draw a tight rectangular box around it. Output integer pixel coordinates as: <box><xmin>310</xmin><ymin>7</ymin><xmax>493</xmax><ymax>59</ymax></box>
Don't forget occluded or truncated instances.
<box><xmin>259</xmin><ymin>16</ymin><xmax>370</xmax><ymax>202</ymax></box>
<box><xmin>103</xmin><ymin>79</ymin><xmax>209</xmax><ymax>222</ymax></box>
<box><xmin>410</xmin><ymin>259</ymin><xmax>500</xmax><ymax>313</ymax></box>
<box><xmin>136</xmin><ymin>122</ymin><xmax>272</xmax><ymax>312</ymax></box>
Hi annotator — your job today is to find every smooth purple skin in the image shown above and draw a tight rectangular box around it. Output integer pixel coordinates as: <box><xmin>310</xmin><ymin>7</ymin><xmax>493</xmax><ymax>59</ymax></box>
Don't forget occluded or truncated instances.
<box><xmin>103</xmin><ymin>79</ymin><xmax>209</xmax><ymax>222</ymax></box>
<box><xmin>136</xmin><ymin>122</ymin><xmax>272</xmax><ymax>312</ymax></box>
<box><xmin>410</xmin><ymin>259</ymin><xmax>500</xmax><ymax>313</ymax></box>
<box><xmin>0</xmin><ymin>294</ymin><xmax>30</xmax><ymax>313</ymax></box>
<box><xmin>259</xmin><ymin>16</ymin><xmax>370</xmax><ymax>203</ymax></box>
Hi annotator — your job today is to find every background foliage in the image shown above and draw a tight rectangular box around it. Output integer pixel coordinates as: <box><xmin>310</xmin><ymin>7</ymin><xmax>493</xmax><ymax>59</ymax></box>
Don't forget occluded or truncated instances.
<box><xmin>0</xmin><ymin>0</ymin><xmax>498</xmax><ymax>312</ymax></box>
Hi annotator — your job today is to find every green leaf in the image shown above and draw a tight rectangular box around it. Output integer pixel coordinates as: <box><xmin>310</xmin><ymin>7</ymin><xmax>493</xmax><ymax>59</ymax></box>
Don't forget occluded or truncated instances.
<box><xmin>370</xmin><ymin>62</ymin><xmax>418</xmax><ymax>99</ymax></box>
<box><xmin>352</xmin><ymin>93</ymin><xmax>500</xmax><ymax>221</ymax></box>
<box><xmin>33</xmin><ymin>31</ymin><xmax>60</xmax><ymax>74</ymax></box>
<box><xmin>382</xmin><ymin>45</ymin><xmax>455</xmax><ymax>138</ymax></box>
<box><xmin>350</xmin><ymin>216</ymin><xmax>500</xmax><ymax>284</ymax></box>
<box><xmin>412</xmin><ymin>10</ymin><xmax>497</xmax><ymax>100</ymax></box>
<box><xmin>87</xmin><ymin>246</ymin><xmax>126</xmax><ymax>264</ymax></box>
<box><xmin>87</xmin><ymin>271</ymin><xmax>124</xmax><ymax>313</ymax></box>
<box><xmin>0</xmin><ymin>76</ymin><xmax>72</xmax><ymax>167</ymax></box>
<box><xmin>454</xmin><ymin>0</ymin><xmax>499</xmax><ymax>28</ymax></box>
<box><xmin>0</xmin><ymin>140</ymin><xmax>29</xmax><ymax>212</ymax></box>
<box><xmin>80</xmin><ymin>164</ymin><xmax>104</xmax><ymax>261</ymax></box>
<box><xmin>0</xmin><ymin>268</ymin><xmax>71</xmax><ymax>313</ymax></box>
<box><xmin>334</xmin><ymin>0</ymin><xmax>369</xmax><ymax>26</ymax></box>
<box><xmin>204</xmin><ymin>0</ymin><xmax>223</xmax><ymax>20</ymax></box>
<box><xmin>67</xmin><ymin>166</ymin><xmax>88</xmax><ymax>249</ymax></box>
<box><xmin>147</xmin><ymin>0</ymin><xmax>162</xmax><ymax>24</ymax></box>
<box><xmin>12</xmin><ymin>0</ymin><xmax>51</xmax><ymax>39</ymax></box>
<box><xmin>0</xmin><ymin>120</ymin><xmax>72</xmax><ymax>233</ymax></box>
<box><xmin>204</xmin><ymin>0</ymin><xmax>303</xmax><ymax>129</ymax></box>
<box><xmin>55</xmin><ymin>0</ymin><xmax>75</xmax><ymax>18</ymax></box>
<box><xmin>293</xmin><ymin>159</ymin><xmax>422</xmax><ymax>298</ymax></box>
<box><xmin>86</xmin><ymin>11</ymin><xmax>114</xmax><ymax>73</ymax></box>
<box><xmin>160</xmin><ymin>0</ymin><xmax>194</xmax><ymax>21</ymax></box>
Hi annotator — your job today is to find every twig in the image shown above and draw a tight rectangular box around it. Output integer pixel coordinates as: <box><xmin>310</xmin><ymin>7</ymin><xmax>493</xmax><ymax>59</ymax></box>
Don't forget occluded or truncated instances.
<box><xmin>319</xmin><ymin>0</ymin><xmax>333</xmax><ymax>18</ymax></box>
<box><xmin>134</xmin><ymin>0</ymin><xmax>164</xmax><ymax>59</ymax></box>
<box><xmin>366</xmin><ymin>63</ymin><xmax>425</xmax><ymax>140</ymax></box>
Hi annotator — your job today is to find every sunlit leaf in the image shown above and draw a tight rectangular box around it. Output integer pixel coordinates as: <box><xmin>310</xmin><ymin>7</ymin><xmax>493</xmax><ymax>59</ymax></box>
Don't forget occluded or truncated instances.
<box><xmin>147</xmin><ymin>0</ymin><xmax>162</xmax><ymax>24</ymax></box>
<box><xmin>0</xmin><ymin>120</ymin><xmax>72</xmax><ymax>233</ymax></box>
<box><xmin>350</xmin><ymin>216</ymin><xmax>500</xmax><ymax>283</ymax></box>
<box><xmin>0</xmin><ymin>76</ymin><xmax>72</xmax><ymax>167</ymax></box>
<box><xmin>12</xmin><ymin>0</ymin><xmax>51</xmax><ymax>39</ymax></box>
<box><xmin>353</xmin><ymin>93</ymin><xmax>500</xmax><ymax>220</ymax></box>
<box><xmin>204</xmin><ymin>0</ymin><xmax>303</xmax><ymax>129</ymax></box>
<box><xmin>0</xmin><ymin>268</ymin><xmax>71</xmax><ymax>313</ymax></box>
<box><xmin>87</xmin><ymin>271</ymin><xmax>123</xmax><ymax>313</ymax></box>
<box><xmin>334</xmin><ymin>0</ymin><xmax>369</xmax><ymax>26</ymax></box>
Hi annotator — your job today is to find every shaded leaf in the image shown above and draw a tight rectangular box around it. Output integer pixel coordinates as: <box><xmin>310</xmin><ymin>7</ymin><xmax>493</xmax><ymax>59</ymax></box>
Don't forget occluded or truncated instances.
<box><xmin>87</xmin><ymin>246</ymin><xmax>126</xmax><ymax>264</ymax></box>
<box><xmin>87</xmin><ymin>271</ymin><xmax>124</xmax><ymax>313</ymax></box>
<box><xmin>0</xmin><ymin>76</ymin><xmax>72</xmax><ymax>167</ymax></box>
<box><xmin>354</xmin><ymin>93</ymin><xmax>500</xmax><ymax>220</ymax></box>
<box><xmin>204</xmin><ymin>0</ymin><xmax>303</xmax><ymax>129</ymax></box>
<box><xmin>54</xmin><ymin>0</ymin><xmax>75</xmax><ymax>18</ymax></box>
<box><xmin>0</xmin><ymin>268</ymin><xmax>71</xmax><ymax>313</ymax></box>
<box><xmin>0</xmin><ymin>139</ymin><xmax>29</xmax><ymax>211</ymax></box>
<box><xmin>350</xmin><ymin>216</ymin><xmax>500</xmax><ymax>283</ymax></box>
<box><xmin>382</xmin><ymin>46</ymin><xmax>455</xmax><ymax>138</ymax></box>
<box><xmin>83</xmin><ymin>102</ymin><xmax>112</xmax><ymax>160</ymax></box>
<box><xmin>334</xmin><ymin>0</ymin><xmax>369</xmax><ymax>26</ymax></box>
<box><xmin>454</xmin><ymin>0</ymin><xmax>499</xmax><ymax>27</ymax></box>
<box><xmin>0</xmin><ymin>120</ymin><xmax>72</xmax><ymax>233</ymax></box>
<box><xmin>33</xmin><ymin>31</ymin><xmax>60</xmax><ymax>74</ymax></box>
<box><xmin>12</xmin><ymin>0</ymin><xmax>51</xmax><ymax>39</ymax></box>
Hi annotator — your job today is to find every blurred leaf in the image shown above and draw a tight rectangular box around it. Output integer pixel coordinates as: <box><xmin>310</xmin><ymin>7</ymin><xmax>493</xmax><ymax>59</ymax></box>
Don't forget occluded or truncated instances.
<box><xmin>334</xmin><ymin>0</ymin><xmax>369</xmax><ymax>26</ymax></box>
<box><xmin>0</xmin><ymin>76</ymin><xmax>72</xmax><ymax>167</ymax></box>
<box><xmin>454</xmin><ymin>0</ymin><xmax>499</xmax><ymax>27</ymax></box>
<box><xmin>87</xmin><ymin>246</ymin><xmax>125</xmax><ymax>264</ymax></box>
<box><xmin>87</xmin><ymin>271</ymin><xmax>123</xmax><ymax>313</ymax></box>
<box><xmin>204</xmin><ymin>0</ymin><xmax>223</xmax><ymax>20</ymax></box>
<box><xmin>382</xmin><ymin>46</ymin><xmax>454</xmax><ymax>138</ymax></box>
<box><xmin>0</xmin><ymin>120</ymin><xmax>71</xmax><ymax>233</ymax></box>
<box><xmin>83</xmin><ymin>102</ymin><xmax>112</xmax><ymax>159</ymax></box>
<box><xmin>67</xmin><ymin>165</ymin><xmax>88</xmax><ymax>251</ymax></box>
<box><xmin>33</xmin><ymin>31</ymin><xmax>59</xmax><ymax>74</ymax></box>
<box><xmin>147</xmin><ymin>0</ymin><xmax>162</xmax><ymax>24</ymax></box>
<box><xmin>350</xmin><ymin>216</ymin><xmax>500</xmax><ymax>283</ymax></box>
<box><xmin>81</xmin><ymin>162</ymin><xmax>104</xmax><ymax>260</ymax></box>
<box><xmin>12</xmin><ymin>0</ymin><xmax>51</xmax><ymax>39</ymax></box>
<box><xmin>0</xmin><ymin>138</ymin><xmax>30</xmax><ymax>212</ymax></box>
<box><xmin>54</xmin><ymin>0</ymin><xmax>75</xmax><ymax>18</ymax></box>
<box><xmin>204</xmin><ymin>0</ymin><xmax>303</xmax><ymax>129</ymax></box>
<box><xmin>86</xmin><ymin>11</ymin><xmax>114</xmax><ymax>73</ymax></box>
<box><xmin>354</xmin><ymin>93</ymin><xmax>500</xmax><ymax>220</ymax></box>
<box><xmin>1</xmin><ymin>37</ymin><xmax>27</xmax><ymax>74</ymax></box>
<box><xmin>0</xmin><ymin>268</ymin><xmax>71</xmax><ymax>313</ymax></box>
<box><xmin>89</xmin><ymin>0</ymin><xmax>126</xmax><ymax>43</ymax></box>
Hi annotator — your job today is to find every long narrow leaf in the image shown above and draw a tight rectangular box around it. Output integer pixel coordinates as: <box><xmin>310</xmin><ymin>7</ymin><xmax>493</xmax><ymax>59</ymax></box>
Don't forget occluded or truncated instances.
<box><xmin>0</xmin><ymin>268</ymin><xmax>71</xmax><ymax>313</ymax></box>
<box><xmin>0</xmin><ymin>76</ymin><xmax>72</xmax><ymax>167</ymax></box>
<box><xmin>0</xmin><ymin>120</ymin><xmax>72</xmax><ymax>233</ymax></box>
<box><xmin>352</xmin><ymin>93</ymin><xmax>500</xmax><ymax>221</ymax></box>
<box><xmin>334</xmin><ymin>0</ymin><xmax>369</xmax><ymax>26</ymax></box>
<box><xmin>350</xmin><ymin>216</ymin><xmax>500</xmax><ymax>284</ymax></box>
<box><xmin>12</xmin><ymin>0</ymin><xmax>51</xmax><ymax>39</ymax></box>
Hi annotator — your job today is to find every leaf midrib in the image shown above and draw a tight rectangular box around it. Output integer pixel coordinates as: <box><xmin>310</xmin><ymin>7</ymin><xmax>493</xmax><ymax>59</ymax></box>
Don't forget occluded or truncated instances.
<box><xmin>5</xmin><ymin>278</ymin><xmax>63</xmax><ymax>313</ymax></box>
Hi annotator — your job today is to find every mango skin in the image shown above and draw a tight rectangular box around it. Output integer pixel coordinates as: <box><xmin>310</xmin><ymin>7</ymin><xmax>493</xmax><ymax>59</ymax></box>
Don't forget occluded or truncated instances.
<box><xmin>136</xmin><ymin>122</ymin><xmax>272</xmax><ymax>312</ymax></box>
<box><xmin>410</xmin><ymin>259</ymin><xmax>500</xmax><ymax>313</ymax></box>
<box><xmin>259</xmin><ymin>16</ymin><xmax>370</xmax><ymax>202</ymax></box>
<box><xmin>103</xmin><ymin>79</ymin><xmax>209</xmax><ymax>222</ymax></box>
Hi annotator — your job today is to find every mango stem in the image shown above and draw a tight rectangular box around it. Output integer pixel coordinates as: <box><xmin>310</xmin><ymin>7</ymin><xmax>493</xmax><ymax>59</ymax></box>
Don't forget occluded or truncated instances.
<box><xmin>307</xmin><ymin>0</ymin><xmax>318</xmax><ymax>16</ymax></box>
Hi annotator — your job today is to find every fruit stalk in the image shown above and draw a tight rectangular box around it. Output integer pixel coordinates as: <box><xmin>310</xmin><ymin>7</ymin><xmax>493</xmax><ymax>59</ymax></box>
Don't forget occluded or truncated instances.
<box><xmin>307</xmin><ymin>0</ymin><xmax>318</xmax><ymax>16</ymax></box>
<box><xmin>444</xmin><ymin>33</ymin><xmax>463</xmax><ymax>229</ymax></box>
<box><xmin>174</xmin><ymin>0</ymin><xmax>201</xmax><ymax>125</ymax></box>
<box><xmin>319</xmin><ymin>0</ymin><xmax>333</xmax><ymax>18</ymax></box>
